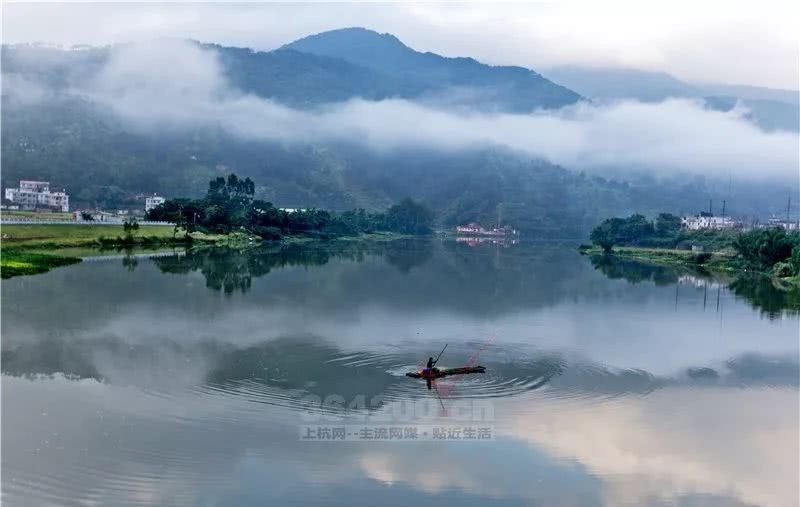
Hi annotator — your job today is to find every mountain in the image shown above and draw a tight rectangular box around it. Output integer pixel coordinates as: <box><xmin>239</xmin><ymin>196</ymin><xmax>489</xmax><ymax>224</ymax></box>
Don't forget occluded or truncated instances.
<box><xmin>543</xmin><ymin>66</ymin><xmax>700</xmax><ymax>102</ymax></box>
<box><xmin>208</xmin><ymin>45</ymin><xmax>407</xmax><ymax>107</ymax></box>
<box><xmin>3</xmin><ymin>30</ymin><xmax>582</xmax><ymax>113</ymax></box>
<box><xmin>544</xmin><ymin>65</ymin><xmax>799</xmax><ymax>132</ymax></box>
<box><xmin>1</xmin><ymin>42</ymin><xmax>405</xmax><ymax>109</ymax></box>
<box><xmin>3</xmin><ymin>91</ymin><xmax>788</xmax><ymax>233</ymax></box>
<box><xmin>702</xmin><ymin>83</ymin><xmax>799</xmax><ymax>106</ymax></box>
<box><xmin>283</xmin><ymin>27</ymin><xmax>582</xmax><ymax>111</ymax></box>
<box><xmin>1</xmin><ymin>32</ymin><xmax>794</xmax><ymax>232</ymax></box>
<box><xmin>284</xmin><ymin>27</ymin><xmax>424</xmax><ymax>74</ymax></box>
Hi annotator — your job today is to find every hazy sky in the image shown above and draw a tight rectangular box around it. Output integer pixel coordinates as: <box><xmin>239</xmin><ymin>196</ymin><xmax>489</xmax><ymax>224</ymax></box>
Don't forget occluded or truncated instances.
<box><xmin>3</xmin><ymin>2</ymin><xmax>799</xmax><ymax>90</ymax></box>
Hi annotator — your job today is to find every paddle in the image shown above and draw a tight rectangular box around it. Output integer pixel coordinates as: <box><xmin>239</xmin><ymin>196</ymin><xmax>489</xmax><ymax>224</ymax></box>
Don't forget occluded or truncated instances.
<box><xmin>433</xmin><ymin>343</ymin><xmax>448</xmax><ymax>365</ymax></box>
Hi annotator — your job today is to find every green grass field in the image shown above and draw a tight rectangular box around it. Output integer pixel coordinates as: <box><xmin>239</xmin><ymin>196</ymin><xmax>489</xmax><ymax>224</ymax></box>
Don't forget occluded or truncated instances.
<box><xmin>1</xmin><ymin>250</ymin><xmax>82</xmax><ymax>279</ymax></box>
<box><xmin>0</xmin><ymin>223</ymin><xmax>183</xmax><ymax>278</ymax></box>
<box><xmin>0</xmin><ymin>210</ymin><xmax>75</xmax><ymax>221</ymax></box>
<box><xmin>578</xmin><ymin>244</ymin><xmax>739</xmax><ymax>272</ymax></box>
<box><xmin>1</xmin><ymin>223</ymin><xmax>179</xmax><ymax>248</ymax></box>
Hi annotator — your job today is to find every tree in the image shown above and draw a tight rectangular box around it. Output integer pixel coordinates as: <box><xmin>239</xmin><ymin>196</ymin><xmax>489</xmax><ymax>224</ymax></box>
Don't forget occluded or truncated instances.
<box><xmin>617</xmin><ymin>214</ymin><xmax>655</xmax><ymax>243</ymax></box>
<box><xmin>733</xmin><ymin>228</ymin><xmax>799</xmax><ymax>270</ymax></box>
<box><xmin>790</xmin><ymin>245</ymin><xmax>800</xmax><ymax>276</ymax></box>
<box><xmin>655</xmin><ymin>213</ymin><xmax>682</xmax><ymax>237</ymax></box>
<box><xmin>384</xmin><ymin>198</ymin><xmax>434</xmax><ymax>234</ymax></box>
<box><xmin>589</xmin><ymin>214</ymin><xmax>659</xmax><ymax>252</ymax></box>
<box><xmin>147</xmin><ymin>176</ymin><xmax>437</xmax><ymax>240</ymax></box>
<box><xmin>590</xmin><ymin>218</ymin><xmax>623</xmax><ymax>253</ymax></box>
<box><xmin>123</xmin><ymin>217</ymin><xmax>139</xmax><ymax>241</ymax></box>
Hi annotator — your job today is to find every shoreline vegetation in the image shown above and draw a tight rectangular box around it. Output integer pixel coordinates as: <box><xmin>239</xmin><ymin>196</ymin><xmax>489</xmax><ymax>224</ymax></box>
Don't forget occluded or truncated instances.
<box><xmin>0</xmin><ymin>223</ymin><xmax>417</xmax><ymax>279</ymax></box>
<box><xmin>2</xmin><ymin>173</ymin><xmax>435</xmax><ymax>279</ymax></box>
<box><xmin>579</xmin><ymin>213</ymin><xmax>800</xmax><ymax>288</ymax></box>
<box><xmin>145</xmin><ymin>174</ymin><xmax>435</xmax><ymax>241</ymax></box>
<box><xmin>1</xmin><ymin>223</ymin><xmax>196</xmax><ymax>279</ymax></box>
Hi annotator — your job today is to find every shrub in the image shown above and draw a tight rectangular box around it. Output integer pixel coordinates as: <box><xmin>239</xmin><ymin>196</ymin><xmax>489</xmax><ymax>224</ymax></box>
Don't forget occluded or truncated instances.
<box><xmin>694</xmin><ymin>252</ymin><xmax>713</xmax><ymax>264</ymax></box>
<box><xmin>733</xmin><ymin>228</ymin><xmax>799</xmax><ymax>271</ymax></box>
<box><xmin>773</xmin><ymin>261</ymin><xmax>794</xmax><ymax>278</ymax></box>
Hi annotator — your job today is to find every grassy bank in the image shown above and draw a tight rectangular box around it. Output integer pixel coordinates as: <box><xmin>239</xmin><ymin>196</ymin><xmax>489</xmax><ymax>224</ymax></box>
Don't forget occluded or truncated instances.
<box><xmin>280</xmin><ymin>231</ymin><xmax>415</xmax><ymax>245</ymax></box>
<box><xmin>1</xmin><ymin>250</ymin><xmax>82</xmax><ymax>279</ymax></box>
<box><xmin>578</xmin><ymin>244</ymin><xmax>800</xmax><ymax>288</ymax></box>
<box><xmin>1</xmin><ymin>224</ymin><xmax>418</xmax><ymax>279</ymax></box>
<box><xmin>1</xmin><ymin>223</ymin><xmax>185</xmax><ymax>249</ymax></box>
<box><xmin>578</xmin><ymin>245</ymin><xmax>736</xmax><ymax>270</ymax></box>
<box><xmin>1</xmin><ymin>210</ymin><xmax>75</xmax><ymax>221</ymax></box>
<box><xmin>1</xmin><ymin>223</ymin><xmax>194</xmax><ymax>279</ymax></box>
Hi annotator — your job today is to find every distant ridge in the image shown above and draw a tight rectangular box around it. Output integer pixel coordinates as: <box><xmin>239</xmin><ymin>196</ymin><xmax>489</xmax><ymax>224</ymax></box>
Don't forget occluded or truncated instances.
<box><xmin>544</xmin><ymin>65</ymin><xmax>799</xmax><ymax>131</ymax></box>
<box><xmin>283</xmin><ymin>27</ymin><xmax>582</xmax><ymax>111</ymax></box>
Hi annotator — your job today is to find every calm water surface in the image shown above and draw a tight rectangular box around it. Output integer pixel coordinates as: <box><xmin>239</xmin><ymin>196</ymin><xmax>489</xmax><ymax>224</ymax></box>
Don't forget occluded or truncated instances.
<box><xmin>2</xmin><ymin>240</ymin><xmax>798</xmax><ymax>507</ymax></box>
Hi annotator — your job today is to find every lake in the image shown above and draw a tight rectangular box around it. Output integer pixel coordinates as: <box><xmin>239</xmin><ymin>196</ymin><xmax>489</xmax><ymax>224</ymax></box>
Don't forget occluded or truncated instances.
<box><xmin>2</xmin><ymin>240</ymin><xmax>798</xmax><ymax>507</ymax></box>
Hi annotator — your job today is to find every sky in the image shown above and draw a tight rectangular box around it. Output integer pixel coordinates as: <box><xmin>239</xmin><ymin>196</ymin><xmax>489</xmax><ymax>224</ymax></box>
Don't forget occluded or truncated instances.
<box><xmin>2</xmin><ymin>2</ymin><xmax>799</xmax><ymax>90</ymax></box>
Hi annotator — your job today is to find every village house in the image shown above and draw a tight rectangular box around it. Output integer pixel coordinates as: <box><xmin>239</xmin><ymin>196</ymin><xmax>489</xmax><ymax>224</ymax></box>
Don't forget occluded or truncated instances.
<box><xmin>145</xmin><ymin>194</ymin><xmax>166</xmax><ymax>212</ymax></box>
<box><xmin>766</xmin><ymin>216</ymin><xmax>800</xmax><ymax>231</ymax></box>
<box><xmin>681</xmin><ymin>214</ymin><xmax>739</xmax><ymax>230</ymax></box>
<box><xmin>4</xmin><ymin>180</ymin><xmax>69</xmax><ymax>212</ymax></box>
<box><xmin>456</xmin><ymin>222</ymin><xmax>518</xmax><ymax>236</ymax></box>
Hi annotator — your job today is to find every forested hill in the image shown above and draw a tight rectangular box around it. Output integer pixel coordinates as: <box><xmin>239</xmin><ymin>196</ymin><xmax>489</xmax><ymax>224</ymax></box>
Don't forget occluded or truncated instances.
<box><xmin>3</xmin><ymin>93</ymin><xmax>787</xmax><ymax>236</ymax></box>
<box><xmin>2</xmin><ymin>28</ymin><xmax>581</xmax><ymax>112</ymax></box>
<box><xmin>543</xmin><ymin>65</ymin><xmax>800</xmax><ymax>132</ymax></box>
<box><xmin>282</xmin><ymin>27</ymin><xmax>582</xmax><ymax>111</ymax></box>
<box><xmin>1</xmin><ymin>30</ymin><xmax>794</xmax><ymax>236</ymax></box>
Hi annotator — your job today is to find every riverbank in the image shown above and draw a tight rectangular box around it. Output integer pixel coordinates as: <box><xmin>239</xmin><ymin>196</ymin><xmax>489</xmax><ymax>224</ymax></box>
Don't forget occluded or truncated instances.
<box><xmin>1</xmin><ymin>223</ymin><xmax>189</xmax><ymax>249</ymax></box>
<box><xmin>1</xmin><ymin>251</ymin><xmax>83</xmax><ymax>278</ymax></box>
<box><xmin>578</xmin><ymin>244</ymin><xmax>799</xmax><ymax>287</ymax></box>
<box><xmin>280</xmin><ymin>231</ymin><xmax>416</xmax><ymax>245</ymax></box>
<box><xmin>0</xmin><ymin>224</ymin><xmax>422</xmax><ymax>279</ymax></box>
<box><xmin>578</xmin><ymin>244</ymin><xmax>727</xmax><ymax>266</ymax></box>
<box><xmin>1</xmin><ymin>223</ymin><xmax>214</xmax><ymax>279</ymax></box>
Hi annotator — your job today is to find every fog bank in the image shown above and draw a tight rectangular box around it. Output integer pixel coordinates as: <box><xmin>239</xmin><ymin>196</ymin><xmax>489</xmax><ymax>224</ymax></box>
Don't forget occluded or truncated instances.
<box><xmin>7</xmin><ymin>40</ymin><xmax>799</xmax><ymax>182</ymax></box>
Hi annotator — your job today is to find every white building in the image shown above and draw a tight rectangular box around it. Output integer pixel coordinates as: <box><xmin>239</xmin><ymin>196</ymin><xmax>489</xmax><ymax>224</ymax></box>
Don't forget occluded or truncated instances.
<box><xmin>145</xmin><ymin>195</ymin><xmax>166</xmax><ymax>212</ymax></box>
<box><xmin>767</xmin><ymin>217</ymin><xmax>800</xmax><ymax>231</ymax></box>
<box><xmin>4</xmin><ymin>180</ymin><xmax>69</xmax><ymax>212</ymax></box>
<box><xmin>455</xmin><ymin>222</ymin><xmax>517</xmax><ymax>236</ymax></box>
<box><xmin>681</xmin><ymin>215</ymin><xmax>738</xmax><ymax>230</ymax></box>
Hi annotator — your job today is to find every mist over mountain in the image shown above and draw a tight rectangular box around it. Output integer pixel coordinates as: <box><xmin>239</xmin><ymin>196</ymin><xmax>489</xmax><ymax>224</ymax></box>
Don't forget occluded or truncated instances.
<box><xmin>544</xmin><ymin>65</ymin><xmax>799</xmax><ymax>132</ymax></box>
<box><xmin>2</xmin><ymin>29</ymin><xmax>798</xmax><ymax>233</ymax></box>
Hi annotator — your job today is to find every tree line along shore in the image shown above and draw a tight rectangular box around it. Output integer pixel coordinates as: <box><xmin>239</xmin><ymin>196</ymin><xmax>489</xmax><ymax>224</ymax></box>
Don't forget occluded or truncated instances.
<box><xmin>580</xmin><ymin>213</ymin><xmax>800</xmax><ymax>287</ymax></box>
<box><xmin>1</xmin><ymin>174</ymin><xmax>435</xmax><ymax>279</ymax></box>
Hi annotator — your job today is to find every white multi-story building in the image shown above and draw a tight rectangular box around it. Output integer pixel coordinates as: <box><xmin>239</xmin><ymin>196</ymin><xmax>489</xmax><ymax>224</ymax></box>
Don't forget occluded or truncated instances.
<box><xmin>145</xmin><ymin>195</ymin><xmax>166</xmax><ymax>212</ymax></box>
<box><xmin>681</xmin><ymin>215</ymin><xmax>738</xmax><ymax>230</ymax></box>
<box><xmin>4</xmin><ymin>180</ymin><xmax>69</xmax><ymax>212</ymax></box>
<box><xmin>767</xmin><ymin>217</ymin><xmax>800</xmax><ymax>231</ymax></box>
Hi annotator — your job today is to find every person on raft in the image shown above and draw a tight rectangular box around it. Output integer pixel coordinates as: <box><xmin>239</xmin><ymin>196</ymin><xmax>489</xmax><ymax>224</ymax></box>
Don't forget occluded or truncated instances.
<box><xmin>424</xmin><ymin>357</ymin><xmax>440</xmax><ymax>390</ymax></box>
<box><xmin>426</xmin><ymin>356</ymin><xmax>439</xmax><ymax>373</ymax></box>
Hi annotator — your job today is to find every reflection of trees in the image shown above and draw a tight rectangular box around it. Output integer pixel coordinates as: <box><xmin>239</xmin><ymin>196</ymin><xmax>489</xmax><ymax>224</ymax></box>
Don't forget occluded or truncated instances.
<box><xmin>589</xmin><ymin>255</ymin><xmax>679</xmax><ymax>286</ymax></box>
<box><xmin>728</xmin><ymin>276</ymin><xmax>800</xmax><ymax>319</ymax></box>
<box><xmin>589</xmin><ymin>255</ymin><xmax>799</xmax><ymax>317</ymax></box>
<box><xmin>383</xmin><ymin>239</ymin><xmax>433</xmax><ymax>274</ymax></box>
<box><xmin>152</xmin><ymin>241</ymin><xmax>434</xmax><ymax>294</ymax></box>
<box><xmin>121</xmin><ymin>254</ymin><xmax>138</xmax><ymax>272</ymax></box>
<box><xmin>153</xmin><ymin>246</ymin><xmax>327</xmax><ymax>294</ymax></box>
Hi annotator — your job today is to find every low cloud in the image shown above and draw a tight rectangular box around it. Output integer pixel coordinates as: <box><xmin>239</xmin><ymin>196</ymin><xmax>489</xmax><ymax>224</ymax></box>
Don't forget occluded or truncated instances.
<box><xmin>17</xmin><ymin>40</ymin><xmax>800</xmax><ymax>182</ymax></box>
<box><xmin>2</xmin><ymin>72</ymin><xmax>51</xmax><ymax>105</ymax></box>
